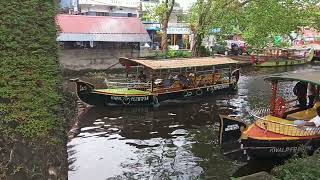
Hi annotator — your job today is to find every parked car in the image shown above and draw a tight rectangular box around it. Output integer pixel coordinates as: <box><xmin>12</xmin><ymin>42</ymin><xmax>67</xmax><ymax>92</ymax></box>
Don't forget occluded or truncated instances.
<box><xmin>212</xmin><ymin>40</ymin><xmax>247</xmax><ymax>55</ymax></box>
<box><xmin>226</xmin><ymin>40</ymin><xmax>247</xmax><ymax>55</ymax></box>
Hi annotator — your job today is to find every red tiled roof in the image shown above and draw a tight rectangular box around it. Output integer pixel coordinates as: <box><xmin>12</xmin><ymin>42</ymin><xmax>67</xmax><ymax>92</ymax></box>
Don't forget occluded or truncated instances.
<box><xmin>56</xmin><ymin>14</ymin><xmax>147</xmax><ymax>34</ymax></box>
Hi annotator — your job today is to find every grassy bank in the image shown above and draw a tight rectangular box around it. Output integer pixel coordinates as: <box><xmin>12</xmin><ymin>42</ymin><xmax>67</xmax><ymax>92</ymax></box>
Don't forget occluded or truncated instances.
<box><xmin>0</xmin><ymin>1</ymin><xmax>71</xmax><ymax>179</ymax></box>
<box><xmin>272</xmin><ymin>152</ymin><xmax>320</xmax><ymax>179</ymax></box>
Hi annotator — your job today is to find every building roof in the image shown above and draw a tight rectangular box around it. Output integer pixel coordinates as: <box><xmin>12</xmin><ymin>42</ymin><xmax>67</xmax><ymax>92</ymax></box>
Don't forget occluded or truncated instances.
<box><xmin>56</xmin><ymin>14</ymin><xmax>151</xmax><ymax>42</ymax></box>
<box><xmin>119</xmin><ymin>57</ymin><xmax>238</xmax><ymax>70</ymax></box>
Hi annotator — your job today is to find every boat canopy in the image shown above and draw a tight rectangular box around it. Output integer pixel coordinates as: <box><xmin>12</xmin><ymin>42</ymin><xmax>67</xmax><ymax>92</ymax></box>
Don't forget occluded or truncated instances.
<box><xmin>119</xmin><ymin>57</ymin><xmax>238</xmax><ymax>70</ymax></box>
<box><xmin>264</xmin><ymin>71</ymin><xmax>320</xmax><ymax>86</ymax></box>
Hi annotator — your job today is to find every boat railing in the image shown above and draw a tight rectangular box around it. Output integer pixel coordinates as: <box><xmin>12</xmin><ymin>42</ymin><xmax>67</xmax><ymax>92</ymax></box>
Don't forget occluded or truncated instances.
<box><xmin>106</xmin><ymin>81</ymin><xmax>152</xmax><ymax>91</ymax></box>
<box><xmin>249</xmin><ymin>108</ymin><xmax>320</xmax><ymax>136</ymax></box>
<box><xmin>249</xmin><ymin>107</ymin><xmax>271</xmax><ymax>119</ymax></box>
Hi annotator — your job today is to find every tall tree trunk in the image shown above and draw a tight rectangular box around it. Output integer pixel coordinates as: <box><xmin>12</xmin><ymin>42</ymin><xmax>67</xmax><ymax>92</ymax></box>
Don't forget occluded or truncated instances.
<box><xmin>161</xmin><ymin>17</ymin><xmax>169</xmax><ymax>54</ymax></box>
<box><xmin>160</xmin><ymin>0</ymin><xmax>175</xmax><ymax>57</ymax></box>
<box><xmin>192</xmin><ymin>32</ymin><xmax>204</xmax><ymax>56</ymax></box>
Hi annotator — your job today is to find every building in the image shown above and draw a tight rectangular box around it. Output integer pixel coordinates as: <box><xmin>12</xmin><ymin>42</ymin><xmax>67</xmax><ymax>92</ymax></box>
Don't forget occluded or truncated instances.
<box><xmin>140</xmin><ymin>0</ymin><xmax>191</xmax><ymax>49</ymax></box>
<box><xmin>56</xmin><ymin>14</ymin><xmax>151</xmax><ymax>70</ymax></box>
<box><xmin>143</xmin><ymin>22</ymin><xmax>191</xmax><ymax>49</ymax></box>
<box><xmin>59</xmin><ymin>0</ymin><xmax>78</xmax><ymax>13</ymax></box>
<box><xmin>78</xmin><ymin>0</ymin><xmax>140</xmax><ymax>17</ymax></box>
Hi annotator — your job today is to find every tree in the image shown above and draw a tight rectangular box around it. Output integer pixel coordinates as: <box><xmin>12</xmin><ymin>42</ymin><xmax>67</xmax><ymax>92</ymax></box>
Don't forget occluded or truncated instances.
<box><xmin>142</xmin><ymin>0</ymin><xmax>176</xmax><ymax>55</ymax></box>
<box><xmin>237</xmin><ymin>0</ymin><xmax>319</xmax><ymax>47</ymax></box>
<box><xmin>189</xmin><ymin>0</ymin><xmax>320</xmax><ymax>54</ymax></box>
<box><xmin>159</xmin><ymin>0</ymin><xmax>175</xmax><ymax>54</ymax></box>
<box><xmin>189</xmin><ymin>0</ymin><xmax>216</xmax><ymax>56</ymax></box>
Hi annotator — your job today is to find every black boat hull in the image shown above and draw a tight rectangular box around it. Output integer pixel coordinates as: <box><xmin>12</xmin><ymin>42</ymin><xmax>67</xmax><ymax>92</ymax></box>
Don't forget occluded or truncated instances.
<box><xmin>73</xmin><ymin>79</ymin><xmax>238</xmax><ymax>106</ymax></box>
<box><xmin>242</xmin><ymin>138</ymin><xmax>320</xmax><ymax>160</ymax></box>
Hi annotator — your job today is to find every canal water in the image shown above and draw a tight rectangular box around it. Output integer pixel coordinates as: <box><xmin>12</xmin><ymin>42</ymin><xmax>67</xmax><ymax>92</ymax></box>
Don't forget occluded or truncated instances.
<box><xmin>68</xmin><ymin>64</ymin><xmax>320</xmax><ymax>180</ymax></box>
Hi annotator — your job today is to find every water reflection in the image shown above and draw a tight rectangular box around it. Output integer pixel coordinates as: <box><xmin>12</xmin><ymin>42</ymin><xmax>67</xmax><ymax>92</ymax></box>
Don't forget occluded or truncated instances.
<box><xmin>68</xmin><ymin>64</ymin><xmax>320</xmax><ymax>180</ymax></box>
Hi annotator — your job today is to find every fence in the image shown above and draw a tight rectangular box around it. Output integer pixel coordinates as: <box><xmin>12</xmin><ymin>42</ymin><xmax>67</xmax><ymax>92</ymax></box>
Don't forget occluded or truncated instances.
<box><xmin>249</xmin><ymin>107</ymin><xmax>320</xmax><ymax>137</ymax></box>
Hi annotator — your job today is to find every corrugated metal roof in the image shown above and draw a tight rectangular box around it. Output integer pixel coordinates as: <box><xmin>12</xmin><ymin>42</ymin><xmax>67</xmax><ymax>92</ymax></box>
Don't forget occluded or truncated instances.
<box><xmin>56</xmin><ymin>14</ymin><xmax>151</xmax><ymax>42</ymax></box>
<box><xmin>57</xmin><ymin>33</ymin><xmax>151</xmax><ymax>42</ymax></box>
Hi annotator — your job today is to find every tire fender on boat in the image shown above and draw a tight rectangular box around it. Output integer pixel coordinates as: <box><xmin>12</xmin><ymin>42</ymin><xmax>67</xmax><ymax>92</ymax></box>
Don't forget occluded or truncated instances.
<box><xmin>122</xmin><ymin>97</ymin><xmax>130</xmax><ymax>105</ymax></box>
<box><xmin>196</xmin><ymin>89</ymin><xmax>203</xmax><ymax>96</ymax></box>
<box><xmin>152</xmin><ymin>96</ymin><xmax>159</xmax><ymax>105</ymax></box>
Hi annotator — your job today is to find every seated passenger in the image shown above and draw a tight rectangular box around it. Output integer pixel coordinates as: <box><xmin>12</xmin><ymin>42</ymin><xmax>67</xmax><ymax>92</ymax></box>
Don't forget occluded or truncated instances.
<box><xmin>295</xmin><ymin>106</ymin><xmax>320</xmax><ymax>127</ymax></box>
<box><xmin>138</xmin><ymin>71</ymin><xmax>147</xmax><ymax>82</ymax></box>
<box><xmin>293</xmin><ymin>81</ymin><xmax>307</xmax><ymax>109</ymax></box>
<box><xmin>162</xmin><ymin>79</ymin><xmax>173</xmax><ymax>88</ymax></box>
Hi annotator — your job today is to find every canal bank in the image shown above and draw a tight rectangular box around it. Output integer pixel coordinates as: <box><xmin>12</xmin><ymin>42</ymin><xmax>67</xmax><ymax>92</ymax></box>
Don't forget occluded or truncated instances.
<box><xmin>0</xmin><ymin>1</ymin><xmax>76</xmax><ymax>179</ymax></box>
<box><xmin>67</xmin><ymin>64</ymin><xmax>320</xmax><ymax>179</ymax></box>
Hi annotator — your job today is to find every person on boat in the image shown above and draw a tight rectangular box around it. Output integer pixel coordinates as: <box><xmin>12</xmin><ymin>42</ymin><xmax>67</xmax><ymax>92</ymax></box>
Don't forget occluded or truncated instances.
<box><xmin>307</xmin><ymin>83</ymin><xmax>316</xmax><ymax>108</ymax></box>
<box><xmin>138</xmin><ymin>71</ymin><xmax>147</xmax><ymax>82</ymax></box>
<box><xmin>293</xmin><ymin>81</ymin><xmax>308</xmax><ymax>108</ymax></box>
<box><xmin>296</xmin><ymin>106</ymin><xmax>320</xmax><ymax>127</ymax></box>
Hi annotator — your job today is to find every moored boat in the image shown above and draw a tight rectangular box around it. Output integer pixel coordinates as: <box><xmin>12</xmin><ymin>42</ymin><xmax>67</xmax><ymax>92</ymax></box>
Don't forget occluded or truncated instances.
<box><xmin>71</xmin><ymin>57</ymin><xmax>240</xmax><ymax>106</ymax></box>
<box><xmin>250</xmin><ymin>48</ymin><xmax>314</xmax><ymax>67</ymax></box>
<box><xmin>220</xmin><ymin>71</ymin><xmax>320</xmax><ymax>160</ymax></box>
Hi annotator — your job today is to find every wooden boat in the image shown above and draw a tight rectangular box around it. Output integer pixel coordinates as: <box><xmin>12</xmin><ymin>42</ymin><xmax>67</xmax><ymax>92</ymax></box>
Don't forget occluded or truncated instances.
<box><xmin>250</xmin><ymin>48</ymin><xmax>314</xmax><ymax>67</ymax></box>
<box><xmin>71</xmin><ymin>57</ymin><xmax>240</xmax><ymax>106</ymax></box>
<box><xmin>220</xmin><ymin>71</ymin><xmax>320</xmax><ymax>160</ymax></box>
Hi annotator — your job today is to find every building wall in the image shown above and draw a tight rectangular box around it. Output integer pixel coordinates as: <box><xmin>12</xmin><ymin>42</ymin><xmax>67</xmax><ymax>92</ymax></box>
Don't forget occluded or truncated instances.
<box><xmin>80</xmin><ymin>5</ymin><xmax>138</xmax><ymax>16</ymax></box>
<box><xmin>59</xmin><ymin>48</ymin><xmax>140</xmax><ymax>70</ymax></box>
<box><xmin>78</xmin><ymin>0</ymin><xmax>140</xmax><ymax>8</ymax></box>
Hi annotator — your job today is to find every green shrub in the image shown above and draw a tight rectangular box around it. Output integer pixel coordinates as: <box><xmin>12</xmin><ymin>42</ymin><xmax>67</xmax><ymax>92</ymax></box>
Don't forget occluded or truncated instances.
<box><xmin>272</xmin><ymin>153</ymin><xmax>320</xmax><ymax>180</ymax></box>
<box><xmin>198</xmin><ymin>46</ymin><xmax>211</xmax><ymax>57</ymax></box>
<box><xmin>167</xmin><ymin>49</ymin><xmax>176</xmax><ymax>58</ymax></box>
<box><xmin>160</xmin><ymin>50</ymin><xmax>192</xmax><ymax>59</ymax></box>
<box><xmin>0</xmin><ymin>0</ymin><xmax>68</xmax><ymax>178</ymax></box>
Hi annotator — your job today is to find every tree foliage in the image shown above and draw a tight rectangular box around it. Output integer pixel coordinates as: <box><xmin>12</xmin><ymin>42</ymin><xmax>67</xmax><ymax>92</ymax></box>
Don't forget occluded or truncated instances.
<box><xmin>142</xmin><ymin>0</ymin><xmax>179</xmax><ymax>55</ymax></box>
<box><xmin>189</xmin><ymin>0</ymin><xmax>320</xmax><ymax>54</ymax></box>
<box><xmin>189</xmin><ymin>0</ymin><xmax>216</xmax><ymax>56</ymax></box>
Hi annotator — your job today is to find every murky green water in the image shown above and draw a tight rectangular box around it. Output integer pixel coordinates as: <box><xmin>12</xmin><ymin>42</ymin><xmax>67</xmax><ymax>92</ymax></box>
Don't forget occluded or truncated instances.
<box><xmin>68</xmin><ymin>64</ymin><xmax>320</xmax><ymax>180</ymax></box>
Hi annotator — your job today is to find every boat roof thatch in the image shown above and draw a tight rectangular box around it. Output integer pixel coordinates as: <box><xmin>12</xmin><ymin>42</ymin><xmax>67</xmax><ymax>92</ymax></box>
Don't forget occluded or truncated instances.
<box><xmin>119</xmin><ymin>57</ymin><xmax>238</xmax><ymax>70</ymax></box>
<box><xmin>265</xmin><ymin>71</ymin><xmax>320</xmax><ymax>86</ymax></box>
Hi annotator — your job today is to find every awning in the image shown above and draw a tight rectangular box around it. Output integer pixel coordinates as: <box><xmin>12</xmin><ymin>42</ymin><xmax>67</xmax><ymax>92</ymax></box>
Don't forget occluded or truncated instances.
<box><xmin>56</xmin><ymin>14</ymin><xmax>151</xmax><ymax>42</ymax></box>
<box><xmin>57</xmin><ymin>33</ymin><xmax>151</xmax><ymax>42</ymax></box>
<box><xmin>265</xmin><ymin>71</ymin><xmax>320</xmax><ymax>86</ymax></box>
<box><xmin>119</xmin><ymin>57</ymin><xmax>238</xmax><ymax>70</ymax></box>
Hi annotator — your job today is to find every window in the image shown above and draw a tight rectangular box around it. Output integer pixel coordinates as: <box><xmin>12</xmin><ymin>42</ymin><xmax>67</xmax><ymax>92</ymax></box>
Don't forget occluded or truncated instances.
<box><xmin>96</xmin><ymin>12</ymin><xmax>109</xmax><ymax>16</ymax></box>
